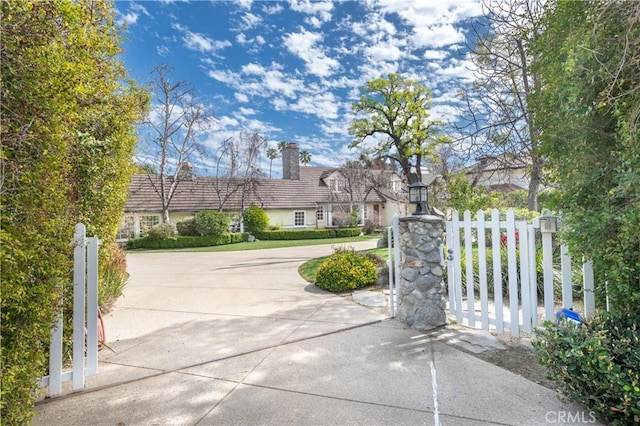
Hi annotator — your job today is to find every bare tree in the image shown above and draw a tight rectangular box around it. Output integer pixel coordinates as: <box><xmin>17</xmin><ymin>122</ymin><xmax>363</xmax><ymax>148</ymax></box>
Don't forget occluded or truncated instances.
<box><xmin>455</xmin><ymin>0</ymin><xmax>545</xmax><ymax>210</ymax></box>
<box><xmin>212</xmin><ymin>130</ymin><xmax>267</xmax><ymax>212</ymax></box>
<box><xmin>139</xmin><ymin>65</ymin><xmax>213</xmax><ymax>223</ymax></box>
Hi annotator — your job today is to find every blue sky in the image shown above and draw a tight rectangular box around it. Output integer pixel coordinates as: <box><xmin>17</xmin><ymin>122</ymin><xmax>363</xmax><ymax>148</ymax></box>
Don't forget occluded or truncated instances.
<box><xmin>115</xmin><ymin>0</ymin><xmax>486</xmax><ymax>175</ymax></box>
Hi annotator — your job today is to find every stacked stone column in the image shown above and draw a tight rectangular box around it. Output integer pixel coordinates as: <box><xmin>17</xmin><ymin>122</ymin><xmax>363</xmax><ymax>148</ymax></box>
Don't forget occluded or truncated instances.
<box><xmin>397</xmin><ymin>215</ymin><xmax>446</xmax><ymax>331</ymax></box>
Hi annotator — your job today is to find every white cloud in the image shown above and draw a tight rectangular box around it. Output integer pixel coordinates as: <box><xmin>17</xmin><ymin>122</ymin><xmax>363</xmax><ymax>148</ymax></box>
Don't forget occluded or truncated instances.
<box><xmin>412</xmin><ymin>25</ymin><xmax>465</xmax><ymax>48</ymax></box>
<box><xmin>424</xmin><ymin>49</ymin><xmax>449</xmax><ymax>60</ymax></box>
<box><xmin>118</xmin><ymin>12</ymin><xmax>139</xmax><ymax>26</ymax></box>
<box><xmin>288</xmin><ymin>0</ymin><xmax>333</xmax><ymax>23</ymax></box>
<box><xmin>240</xmin><ymin>12</ymin><xmax>262</xmax><ymax>30</ymax></box>
<box><xmin>235</xmin><ymin>0</ymin><xmax>253</xmax><ymax>10</ymax></box>
<box><xmin>235</xmin><ymin>93</ymin><xmax>249</xmax><ymax>103</ymax></box>
<box><xmin>255</xmin><ymin>35</ymin><xmax>266</xmax><ymax>45</ymax></box>
<box><xmin>282</xmin><ymin>29</ymin><xmax>340</xmax><ymax>77</ymax></box>
<box><xmin>156</xmin><ymin>45</ymin><xmax>170</xmax><ymax>56</ymax></box>
<box><xmin>262</xmin><ymin>3</ymin><xmax>284</xmax><ymax>14</ymax></box>
<box><xmin>172</xmin><ymin>23</ymin><xmax>232</xmax><ymax>54</ymax></box>
<box><xmin>238</xmin><ymin>107</ymin><xmax>256</xmax><ymax>115</ymax></box>
<box><xmin>366</xmin><ymin>42</ymin><xmax>403</xmax><ymax>61</ymax></box>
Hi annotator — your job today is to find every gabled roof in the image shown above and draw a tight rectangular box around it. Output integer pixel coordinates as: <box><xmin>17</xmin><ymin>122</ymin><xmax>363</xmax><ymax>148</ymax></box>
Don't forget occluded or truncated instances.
<box><xmin>124</xmin><ymin>166</ymin><xmax>401</xmax><ymax>214</ymax></box>
<box><xmin>464</xmin><ymin>153</ymin><xmax>531</xmax><ymax>175</ymax></box>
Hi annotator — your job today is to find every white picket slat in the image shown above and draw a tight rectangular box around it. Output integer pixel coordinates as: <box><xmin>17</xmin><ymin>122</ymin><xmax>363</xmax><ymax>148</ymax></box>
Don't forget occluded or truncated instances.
<box><xmin>490</xmin><ymin>209</ymin><xmax>504</xmax><ymax>334</ymax></box>
<box><xmin>452</xmin><ymin>211</ymin><xmax>463</xmax><ymax>323</ymax></box>
<box><xmin>541</xmin><ymin>232</ymin><xmax>555</xmax><ymax>321</ymax></box>
<box><xmin>463</xmin><ymin>210</ymin><xmax>475</xmax><ymax>327</ymax></box>
<box><xmin>560</xmin><ymin>245</ymin><xmax>573</xmax><ymax>309</ymax></box>
<box><xmin>518</xmin><ymin>221</ymin><xmax>532</xmax><ymax>333</ymax></box>
<box><xmin>72</xmin><ymin>224</ymin><xmax>87</xmax><ymax>390</ymax></box>
<box><xmin>476</xmin><ymin>210</ymin><xmax>489</xmax><ymax>330</ymax></box>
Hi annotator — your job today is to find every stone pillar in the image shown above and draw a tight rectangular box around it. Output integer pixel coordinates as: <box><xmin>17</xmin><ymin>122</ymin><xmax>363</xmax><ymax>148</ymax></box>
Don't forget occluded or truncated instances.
<box><xmin>397</xmin><ymin>215</ymin><xmax>446</xmax><ymax>331</ymax></box>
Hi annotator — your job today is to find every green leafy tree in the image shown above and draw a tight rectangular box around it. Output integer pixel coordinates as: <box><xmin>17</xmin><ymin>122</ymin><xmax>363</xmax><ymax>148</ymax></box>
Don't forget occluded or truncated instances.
<box><xmin>349</xmin><ymin>73</ymin><xmax>445</xmax><ymax>184</ymax></box>
<box><xmin>533</xmin><ymin>0</ymin><xmax>640</xmax><ymax>312</ymax></box>
<box><xmin>1</xmin><ymin>0</ymin><xmax>148</xmax><ymax>421</ymax></box>
<box><xmin>242</xmin><ymin>205</ymin><xmax>269</xmax><ymax>235</ymax></box>
<box><xmin>195</xmin><ymin>210</ymin><xmax>230</xmax><ymax>236</ymax></box>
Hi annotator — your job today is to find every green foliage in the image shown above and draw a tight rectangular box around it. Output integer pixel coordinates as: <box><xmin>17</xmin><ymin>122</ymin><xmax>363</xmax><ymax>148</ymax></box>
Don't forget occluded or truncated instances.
<box><xmin>242</xmin><ymin>205</ymin><xmax>270</xmax><ymax>235</ymax></box>
<box><xmin>146</xmin><ymin>223</ymin><xmax>176</xmax><ymax>240</ymax></box>
<box><xmin>533</xmin><ymin>0</ymin><xmax>640</xmax><ymax>312</ymax></box>
<box><xmin>255</xmin><ymin>228</ymin><xmax>361</xmax><ymax>240</ymax></box>
<box><xmin>315</xmin><ymin>248</ymin><xmax>378</xmax><ymax>292</ymax></box>
<box><xmin>349</xmin><ymin>73</ymin><xmax>446</xmax><ymax>183</ymax></box>
<box><xmin>127</xmin><ymin>233</ymin><xmax>247</xmax><ymax>249</ymax></box>
<box><xmin>176</xmin><ymin>217</ymin><xmax>199</xmax><ymax>236</ymax></box>
<box><xmin>1</xmin><ymin>0</ymin><xmax>148</xmax><ymax>421</ymax></box>
<box><xmin>195</xmin><ymin>210</ymin><xmax>230</xmax><ymax>237</ymax></box>
<box><xmin>446</xmin><ymin>173</ymin><xmax>496</xmax><ymax>212</ymax></box>
<box><xmin>533</xmin><ymin>311</ymin><xmax>640</xmax><ymax>425</ymax></box>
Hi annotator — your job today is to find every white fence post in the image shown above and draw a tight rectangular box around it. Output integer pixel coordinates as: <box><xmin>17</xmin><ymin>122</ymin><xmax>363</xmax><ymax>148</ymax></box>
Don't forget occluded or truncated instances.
<box><xmin>463</xmin><ymin>210</ymin><xmax>475</xmax><ymax>328</ymax></box>
<box><xmin>72</xmin><ymin>224</ymin><xmax>87</xmax><ymax>391</ymax></box>
<box><xmin>387</xmin><ymin>225</ymin><xmax>395</xmax><ymax>318</ymax></box>
<box><xmin>561</xmin><ymin>245</ymin><xmax>573</xmax><ymax>309</ymax></box>
<box><xmin>541</xmin><ymin>228</ymin><xmax>555</xmax><ymax>321</ymax></box>
<box><xmin>392</xmin><ymin>214</ymin><xmax>401</xmax><ymax>317</ymax></box>
<box><xmin>583</xmin><ymin>261</ymin><xmax>595</xmax><ymax>317</ymax></box>
<box><xmin>40</xmin><ymin>223</ymin><xmax>100</xmax><ymax>396</ymax></box>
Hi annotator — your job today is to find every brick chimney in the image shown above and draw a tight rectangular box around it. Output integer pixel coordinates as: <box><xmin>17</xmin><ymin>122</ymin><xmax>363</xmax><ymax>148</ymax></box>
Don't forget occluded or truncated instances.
<box><xmin>282</xmin><ymin>143</ymin><xmax>300</xmax><ymax>180</ymax></box>
<box><xmin>177</xmin><ymin>162</ymin><xmax>193</xmax><ymax>180</ymax></box>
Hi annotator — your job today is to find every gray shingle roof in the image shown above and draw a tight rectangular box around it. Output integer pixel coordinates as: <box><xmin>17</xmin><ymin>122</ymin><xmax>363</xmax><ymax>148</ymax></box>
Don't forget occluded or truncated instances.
<box><xmin>124</xmin><ymin>166</ymin><xmax>397</xmax><ymax>213</ymax></box>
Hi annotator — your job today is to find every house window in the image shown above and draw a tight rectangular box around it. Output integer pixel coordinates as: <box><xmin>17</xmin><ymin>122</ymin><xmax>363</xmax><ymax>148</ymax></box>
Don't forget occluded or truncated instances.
<box><xmin>362</xmin><ymin>205</ymin><xmax>369</xmax><ymax>220</ymax></box>
<box><xmin>140</xmin><ymin>215</ymin><xmax>160</xmax><ymax>230</ymax></box>
<box><xmin>294</xmin><ymin>211</ymin><xmax>305</xmax><ymax>227</ymax></box>
<box><xmin>391</xmin><ymin>180</ymin><xmax>402</xmax><ymax>193</ymax></box>
<box><xmin>329</xmin><ymin>178</ymin><xmax>346</xmax><ymax>192</ymax></box>
<box><xmin>316</xmin><ymin>206</ymin><xmax>324</xmax><ymax>221</ymax></box>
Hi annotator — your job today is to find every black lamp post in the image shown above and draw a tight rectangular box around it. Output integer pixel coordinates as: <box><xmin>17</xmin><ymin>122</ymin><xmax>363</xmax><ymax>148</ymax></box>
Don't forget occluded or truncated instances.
<box><xmin>408</xmin><ymin>181</ymin><xmax>429</xmax><ymax>215</ymax></box>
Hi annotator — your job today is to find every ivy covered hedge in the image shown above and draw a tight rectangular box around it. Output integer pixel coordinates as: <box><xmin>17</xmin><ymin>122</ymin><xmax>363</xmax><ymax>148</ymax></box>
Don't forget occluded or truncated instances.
<box><xmin>1</xmin><ymin>1</ymin><xmax>148</xmax><ymax>422</ymax></box>
<box><xmin>255</xmin><ymin>227</ymin><xmax>361</xmax><ymax>240</ymax></box>
<box><xmin>127</xmin><ymin>233</ymin><xmax>248</xmax><ymax>249</ymax></box>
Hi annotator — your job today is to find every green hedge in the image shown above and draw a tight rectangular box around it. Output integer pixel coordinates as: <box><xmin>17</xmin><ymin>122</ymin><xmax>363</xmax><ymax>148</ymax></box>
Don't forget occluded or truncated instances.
<box><xmin>255</xmin><ymin>228</ymin><xmax>361</xmax><ymax>240</ymax></box>
<box><xmin>127</xmin><ymin>233</ymin><xmax>247</xmax><ymax>249</ymax></box>
<box><xmin>533</xmin><ymin>311</ymin><xmax>640</xmax><ymax>425</ymax></box>
<box><xmin>315</xmin><ymin>248</ymin><xmax>378</xmax><ymax>292</ymax></box>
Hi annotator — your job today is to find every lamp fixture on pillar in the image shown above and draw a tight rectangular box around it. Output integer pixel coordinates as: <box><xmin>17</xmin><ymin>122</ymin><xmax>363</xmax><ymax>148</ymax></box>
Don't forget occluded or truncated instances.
<box><xmin>408</xmin><ymin>181</ymin><xmax>429</xmax><ymax>215</ymax></box>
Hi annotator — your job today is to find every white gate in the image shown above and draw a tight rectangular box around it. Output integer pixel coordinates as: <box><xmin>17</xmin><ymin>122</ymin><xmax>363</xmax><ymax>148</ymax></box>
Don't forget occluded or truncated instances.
<box><xmin>445</xmin><ymin>209</ymin><xmax>596</xmax><ymax>337</ymax></box>
<box><xmin>39</xmin><ymin>223</ymin><xmax>101</xmax><ymax>396</ymax></box>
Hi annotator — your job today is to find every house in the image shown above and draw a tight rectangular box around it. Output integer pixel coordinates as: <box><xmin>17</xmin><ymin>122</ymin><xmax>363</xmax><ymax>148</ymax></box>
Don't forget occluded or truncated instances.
<box><xmin>463</xmin><ymin>153</ymin><xmax>531</xmax><ymax>192</ymax></box>
<box><xmin>118</xmin><ymin>144</ymin><xmax>408</xmax><ymax>239</ymax></box>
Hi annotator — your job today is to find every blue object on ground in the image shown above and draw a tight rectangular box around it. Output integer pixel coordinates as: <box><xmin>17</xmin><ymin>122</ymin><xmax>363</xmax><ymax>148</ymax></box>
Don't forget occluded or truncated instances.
<box><xmin>556</xmin><ymin>308</ymin><xmax>582</xmax><ymax>326</ymax></box>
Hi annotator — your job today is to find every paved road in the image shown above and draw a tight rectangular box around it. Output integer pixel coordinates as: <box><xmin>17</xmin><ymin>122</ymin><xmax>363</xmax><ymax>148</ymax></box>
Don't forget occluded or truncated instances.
<box><xmin>35</xmin><ymin>240</ymin><xmax>598</xmax><ymax>425</ymax></box>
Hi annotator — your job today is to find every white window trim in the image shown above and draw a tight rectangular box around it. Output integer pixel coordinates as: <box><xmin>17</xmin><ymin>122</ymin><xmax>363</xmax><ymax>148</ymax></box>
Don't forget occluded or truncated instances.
<box><xmin>316</xmin><ymin>206</ymin><xmax>324</xmax><ymax>221</ymax></box>
<box><xmin>294</xmin><ymin>211</ymin><xmax>306</xmax><ymax>227</ymax></box>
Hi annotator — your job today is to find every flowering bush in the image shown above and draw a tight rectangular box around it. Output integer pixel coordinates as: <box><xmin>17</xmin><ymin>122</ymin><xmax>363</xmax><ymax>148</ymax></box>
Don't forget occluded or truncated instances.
<box><xmin>315</xmin><ymin>248</ymin><xmax>377</xmax><ymax>292</ymax></box>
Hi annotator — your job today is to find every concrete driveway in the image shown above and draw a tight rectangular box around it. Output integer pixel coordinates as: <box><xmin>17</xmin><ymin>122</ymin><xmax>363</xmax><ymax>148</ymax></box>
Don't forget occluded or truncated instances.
<box><xmin>35</xmin><ymin>240</ymin><xmax>598</xmax><ymax>425</ymax></box>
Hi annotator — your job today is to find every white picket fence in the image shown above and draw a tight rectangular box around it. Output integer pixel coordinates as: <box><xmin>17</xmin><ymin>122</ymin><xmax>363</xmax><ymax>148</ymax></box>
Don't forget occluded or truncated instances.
<box><xmin>445</xmin><ymin>209</ymin><xmax>596</xmax><ymax>337</ymax></box>
<box><xmin>39</xmin><ymin>223</ymin><xmax>100</xmax><ymax>396</ymax></box>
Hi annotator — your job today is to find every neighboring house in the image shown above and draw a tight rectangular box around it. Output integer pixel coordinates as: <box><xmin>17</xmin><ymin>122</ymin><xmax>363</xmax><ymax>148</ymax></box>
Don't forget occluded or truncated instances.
<box><xmin>463</xmin><ymin>153</ymin><xmax>531</xmax><ymax>193</ymax></box>
<box><xmin>118</xmin><ymin>144</ymin><xmax>408</xmax><ymax>239</ymax></box>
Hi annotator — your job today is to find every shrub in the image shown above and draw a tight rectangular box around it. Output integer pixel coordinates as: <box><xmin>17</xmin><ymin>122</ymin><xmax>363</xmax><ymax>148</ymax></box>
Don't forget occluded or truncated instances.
<box><xmin>315</xmin><ymin>248</ymin><xmax>377</xmax><ymax>292</ymax></box>
<box><xmin>176</xmin><ymin>217</ymin><xmax>199</xmax><ymax>236</ymax></box>
<box><xmin>243</xmin><ymin>205</ymin><xmax>269</xmax><ymax>235</ymax></box>
<box><xmin>254</xmin><ymin>228</ymin><xmax>361</xmax><ymax>240</ymax></box>
<box><xmin>127</xmin><ymin>233</ymin><xmax>247</xmax><ymax>249</ymax></box>
<box><xmin>362</xmin><ymin>218</ymin><xmax>378</xmax><ymax>235</ymax></box>
<box><xmin>146</xmin><ymin>223</ymin><xmax>175</xmax><ymax>239</ymax></box>
<box><xmin>195</xmin><ymin>210</ymin><xmax>230</xmax><ymax>236</ymax></box>
<box><xmin>533</xmin><ymin>311</ymin><xmax>640</xmax><ymax>425</ymax></box>
<box><xmin>332</xmin><ymin>210</ymin><xmax>355</xmax><ymax>228</ymax></box>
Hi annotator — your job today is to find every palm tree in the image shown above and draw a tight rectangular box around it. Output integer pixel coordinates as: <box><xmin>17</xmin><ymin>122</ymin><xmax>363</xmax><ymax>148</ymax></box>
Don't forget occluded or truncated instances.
<box><xmin>299</xmin><ymin>150</ymin><xmax>311</xmax><ymax>166</ymax></box>
<box><xmin>266</xmin><ymin>147</ymin><xmax>278</xmax><ymax>179</ymax></box>
<box><xmin>277</xmin><ymin>140</ymin><xmax>288</xmax><ymax>153</ymax></box>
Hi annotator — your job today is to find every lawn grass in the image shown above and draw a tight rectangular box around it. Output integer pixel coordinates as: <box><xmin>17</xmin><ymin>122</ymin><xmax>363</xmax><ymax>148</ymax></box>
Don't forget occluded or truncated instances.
<box><xmin>129</xmin><ymin>234</ymin><xmax>382</xmax><ymax>253</ymax></box>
